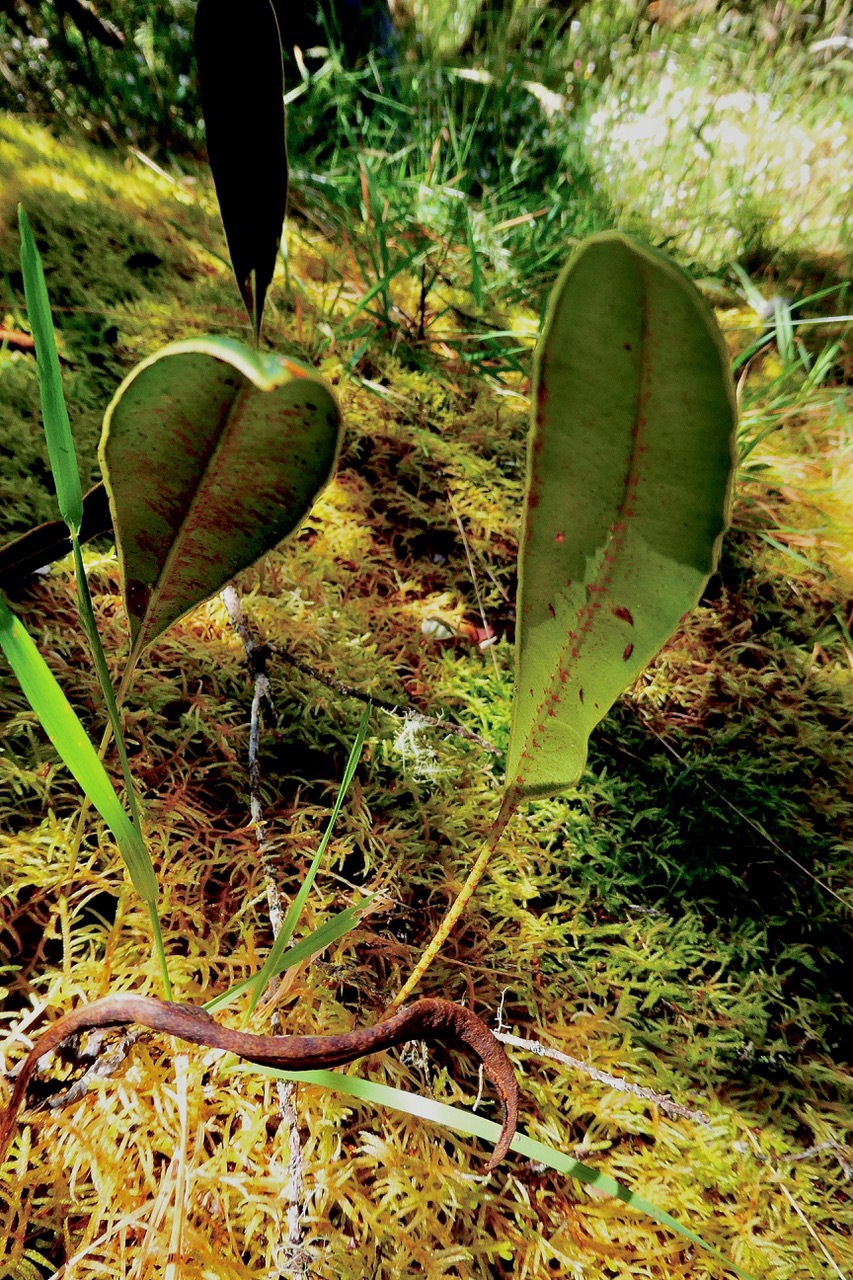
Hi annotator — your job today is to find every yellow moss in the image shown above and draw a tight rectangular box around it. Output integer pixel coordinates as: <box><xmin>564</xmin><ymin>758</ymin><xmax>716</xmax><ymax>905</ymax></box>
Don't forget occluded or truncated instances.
<box><xmin>0</xmin><ymin>112</ymin><xmax>851</xmax><ymax>1279</ymax></box>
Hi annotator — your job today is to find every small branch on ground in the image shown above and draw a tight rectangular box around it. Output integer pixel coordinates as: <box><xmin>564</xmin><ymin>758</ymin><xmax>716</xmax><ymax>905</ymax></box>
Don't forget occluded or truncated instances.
<box><xmin>221</xmin><ymin>584</ymin><xmax>310</xmax><ymax>1280</ymax></box>
<box><xmin>274</xmin><ymin>647</ymin><xmax>500</xmax><ymax>755</ymax></box>
<box><xmin>495</xmin><ymin>993</ymin><xmax>711</xmax><ymax>1127</ymax></box>
<box><xmin>222</xmin><ymin>587</ymin><xmax>284</xmax><ymax>932</ymax></box>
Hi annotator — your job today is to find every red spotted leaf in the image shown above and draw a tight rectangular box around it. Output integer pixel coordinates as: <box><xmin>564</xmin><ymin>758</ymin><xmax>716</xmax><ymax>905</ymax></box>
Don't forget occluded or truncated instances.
<box><xmin>506</xmin><ymin>233</ymin><xmax>737</xmax><ymax>802</ymax></box>
<box><xmin>100</xmin><ymin>336</ymin><xmax>341</xmax><ymax>663</ymax></box>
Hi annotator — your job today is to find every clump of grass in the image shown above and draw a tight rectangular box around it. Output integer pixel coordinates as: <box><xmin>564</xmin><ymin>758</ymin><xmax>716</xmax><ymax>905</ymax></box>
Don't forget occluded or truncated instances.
<box><xmin>585</xmin><ymin>32</ymin><xmax>852</xmax><ymax>270</ymax></box>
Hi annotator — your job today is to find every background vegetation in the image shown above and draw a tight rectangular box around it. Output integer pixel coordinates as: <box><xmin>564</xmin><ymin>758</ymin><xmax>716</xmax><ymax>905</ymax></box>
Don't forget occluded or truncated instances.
<box><xmin>0</xmin><ymin>1</ymin><xmax>851</xmax><ymax>1276</ymax></box>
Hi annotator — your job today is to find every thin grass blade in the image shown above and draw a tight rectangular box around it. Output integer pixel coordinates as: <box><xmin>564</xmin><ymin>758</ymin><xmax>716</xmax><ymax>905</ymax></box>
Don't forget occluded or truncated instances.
<box><xmin>245</xmin><ymin>704</ymin><xmax>371</xmax><ymax>1014</ymax></box>
<box><xmin>205</xmin><ymin>898</ymin><xmax>374</xmax><ymax>1015</ymax></box>
<box><xmin>0</xmin><ymin>595</ymin><xmax>156</xmax><ymax>906</ymax></box>
<box><xmin>333</xmin><ymin>243</ymin><xmax>425</xmax><ymax>338</ymax></box>
<box><xmin>231</xmin><ymin>1065</ymin><xmax>755</xmax><ymax>1280</ymax></box>
<box><xmin>70</xmin><ymin>538</ymin><xmax>141</xmax><ymax>827</ymax></box>
<box><xmin>17</xmin><ymin>206</ymin><xmax>83</xmax><ymax>536</ymax></box>
<box><xmin>463</xmin><ymin>205</ymin><xmax>482</xmax><ymax>308</ymax></box>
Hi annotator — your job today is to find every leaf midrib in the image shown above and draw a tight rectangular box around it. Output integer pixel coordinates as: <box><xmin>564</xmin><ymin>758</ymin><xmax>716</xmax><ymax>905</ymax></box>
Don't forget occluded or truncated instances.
<box><xmin>512</xmin><ymin>264</ymin><xmax>652</xmax><ymax>794</ymax></box>
<box><xmin>131</xmin><ymin>374</ymin><xmax>250</xmax><ymax>663</ymax></box>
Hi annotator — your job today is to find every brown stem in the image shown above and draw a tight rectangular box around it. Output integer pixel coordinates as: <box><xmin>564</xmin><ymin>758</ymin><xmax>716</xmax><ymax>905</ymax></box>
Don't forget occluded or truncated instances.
<box><xmin>0</xmin><ymin>994</ymin><xmax>518</xmax><ymax>1172</ymax></box>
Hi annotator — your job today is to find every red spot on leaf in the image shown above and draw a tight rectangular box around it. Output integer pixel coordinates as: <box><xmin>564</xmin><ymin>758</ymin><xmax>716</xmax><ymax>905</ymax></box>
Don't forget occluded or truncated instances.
<box><xmin>548</xmin><ymin>602</ymin><xmax>556</xmax><ymax>618</ymax></box>
<box><xmin>613</xmin><ymin>606</ymin><xmax>634</xmax><ymax>625</ymax></box>
<box><xmin>623</xmin><ymin>642</ymin><xmax>634</xmax><ymax>661</ymax></box>
<box><xmin>578</xmin><ymin>688</ymin><xmax>584</xmax><ymax>702</ymax></box>
<box><xmin>555</xmin><ymin>532</ymin><xmax>565</xmax><ymax>543</ymax></box>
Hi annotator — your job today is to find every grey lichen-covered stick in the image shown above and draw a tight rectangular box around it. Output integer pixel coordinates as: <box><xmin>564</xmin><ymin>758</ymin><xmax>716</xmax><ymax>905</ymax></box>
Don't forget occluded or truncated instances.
<box><xmin>0</xmin><ymin>995</ymin><xmax>519</xmax><ymax>1171</ymax></box>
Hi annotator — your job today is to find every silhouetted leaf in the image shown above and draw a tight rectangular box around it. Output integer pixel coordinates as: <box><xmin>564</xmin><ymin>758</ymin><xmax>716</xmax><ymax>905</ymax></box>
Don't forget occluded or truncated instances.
<box><xmin>194</xmin><ymin>0</ymin><xmax>287</xmax><ymax>338</ymax></box>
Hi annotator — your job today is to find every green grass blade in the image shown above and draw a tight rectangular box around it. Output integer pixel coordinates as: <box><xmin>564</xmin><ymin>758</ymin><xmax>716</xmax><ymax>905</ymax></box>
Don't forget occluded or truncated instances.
<box><xmin>245</xmin><ymin>704</ymin><xmax>372</xmax><ymax>1015</ymax></box>
<box><xmin>231</xmin><ymin>1065</ymin><xmax>755</xmax><ymax>1280</ymax></box>
<box><xmin>0</xmin><ymin>591</ymin><xmax>176</xmax><ymax>952</ymax></box>
<box><xmin>332</xmin><ymin>244</ymin><xmax>425</xmax><ymax>338</ymax></box>
<box><xmin>17</xmin><ymin>205</ymin><xmax>83</xmax><ymax>536</ymax></box>
<box><xmin>0</xmin><ymin>594</ymin><xmax>172</xmax><ymax>996</ymax></box>
<box><xmin>204</xmin><ymin>898</ymin><xmax>374</xmax><ymax>1016</ymax></box>
<box><xmin>463</xmin><ymin>204</ymin><xmax>483</xmax><ymax>309</ymax></box>
<box><xmin>19</xmin><ymin>212</ymin><xmax>143</xmax><ymax>830</ymax></box>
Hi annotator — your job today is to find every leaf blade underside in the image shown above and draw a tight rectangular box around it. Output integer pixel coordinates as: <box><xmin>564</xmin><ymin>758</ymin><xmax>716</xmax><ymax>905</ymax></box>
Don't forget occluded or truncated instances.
<box><xmin>100</xmin><ymin>336</ymin><xmax>341</xmax><ymax>661</ymax></box>
<box><xmin>506</xmin><ymin>233</ymin><xmax>737</xmax><ymax>802</ymax></box>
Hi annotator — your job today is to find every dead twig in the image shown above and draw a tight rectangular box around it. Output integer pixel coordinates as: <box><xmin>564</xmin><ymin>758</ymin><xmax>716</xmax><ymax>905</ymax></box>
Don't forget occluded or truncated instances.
<box><xmin>495</xmin><ymin>992</ymin><xmax>711</xmax><ymax>1126</ymax></box>
<box><xmin>221</xmin><ymin>585</ymin><xmax>310</xmax><ymax>1280</ymax></box>
<box><xmin>274</xmin><ymin>647</ymin><xmax>501</xmax><ymax>755</ymax></box>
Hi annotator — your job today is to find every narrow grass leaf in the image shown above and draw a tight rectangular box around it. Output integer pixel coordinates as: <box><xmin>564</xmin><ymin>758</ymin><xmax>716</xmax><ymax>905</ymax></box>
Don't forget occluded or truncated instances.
<box><xmin>332</xmin><ymin>243</ymin><xmax>425</xmax><ymax>338</ymax></box>
<box><xmin>18</xmin><ymin>219</ymin><xmax>143</xmax><ymax>827</ymax></box>
<box><xmin>463</xmin><ymin>204</ymin><xmax>483</xmax><ymax>308</ymax></box>
<box><xmin>204</xmin><ymin>899</ymin><xmax>374</xmax><ymax>1015</ymax></box>
<box><xmin>231</xmin><ymin>1065</ymin><xmax>756</xmax><ymax>1280</ymax></box>
<box><xmin>70</xmin><ymin>538</ymin><xmax>141</xmax><ymax>828</ymax></box>
<box><xmin>17</xmin><ymin>206</ymin><xmax>83</xmax><ymax>536</ymax></box>
<box><xmin>245</xmin><ymin>704</ymin><xmax>371</xmax><ymax>1013</ymax></box>
<box><xmin>0</xmin><ymin>595</ymin><xmax>157</xmax><ymax>906</ymax></box>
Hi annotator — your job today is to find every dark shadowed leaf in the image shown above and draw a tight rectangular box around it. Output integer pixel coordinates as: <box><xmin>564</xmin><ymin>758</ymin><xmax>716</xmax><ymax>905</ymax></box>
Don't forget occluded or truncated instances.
<box><xmin>506</xmin><ymin>232</ymin><xmax>736</xmax><ymax>803</ymax></box>
<box><xmin>100</xmin><ymin>336</ymin><xmax>341</xmax><ymax>664</ymax></box>
<box><xmin>0</xmin><ymin>484</ymin><xmax>112</xmax><ymax>589</ymax></box>
<box><xmin>194</xmin><ymin>0</ymin><xmax>287</xmax><ymax>339</ymax></box>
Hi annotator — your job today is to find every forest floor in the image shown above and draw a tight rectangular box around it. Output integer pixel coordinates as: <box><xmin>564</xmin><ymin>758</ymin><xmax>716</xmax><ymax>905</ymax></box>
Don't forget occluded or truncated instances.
<box><xmin>0</xmin><ymin>19</ymin><xmax>851</xmax><ymax>1278</ymax></box>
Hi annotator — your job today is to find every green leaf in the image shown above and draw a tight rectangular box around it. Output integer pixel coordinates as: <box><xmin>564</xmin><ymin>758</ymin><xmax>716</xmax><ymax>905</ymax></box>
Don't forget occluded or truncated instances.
<box><xmin>506</xmin><ymin>233</ymin><xmax>736</xmax><ymax>801</ymax></box>
<box><xmin>194</xmin><ymin>0</ymin><xmax>287</xmax><ymax>339</ymax></box>
<box><xmin>16</xmin><ymin>206</ymin><xmax>83</xmax><ymax>536</ymax></box>
<box><xmin>99</xmin><ymin>336</ymin><xmax>342</xmax><ymax>664</ymax></box>
<box><xmin>0</xmin><ymin>595</ymin><xmax>157</xmax><ymax>906</ymax></box>
<box><xmin>231</xmin><ymin>1067</ymin><xmax>755</xmax><ymax>1280</ymax></box>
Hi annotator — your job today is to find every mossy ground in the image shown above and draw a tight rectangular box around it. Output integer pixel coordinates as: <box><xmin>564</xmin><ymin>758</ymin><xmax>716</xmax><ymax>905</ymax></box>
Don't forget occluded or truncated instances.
<box><xmin>0</xmin><ymin>78</ymin><xmax>851</xmax><ymax>1280</ymax></box>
